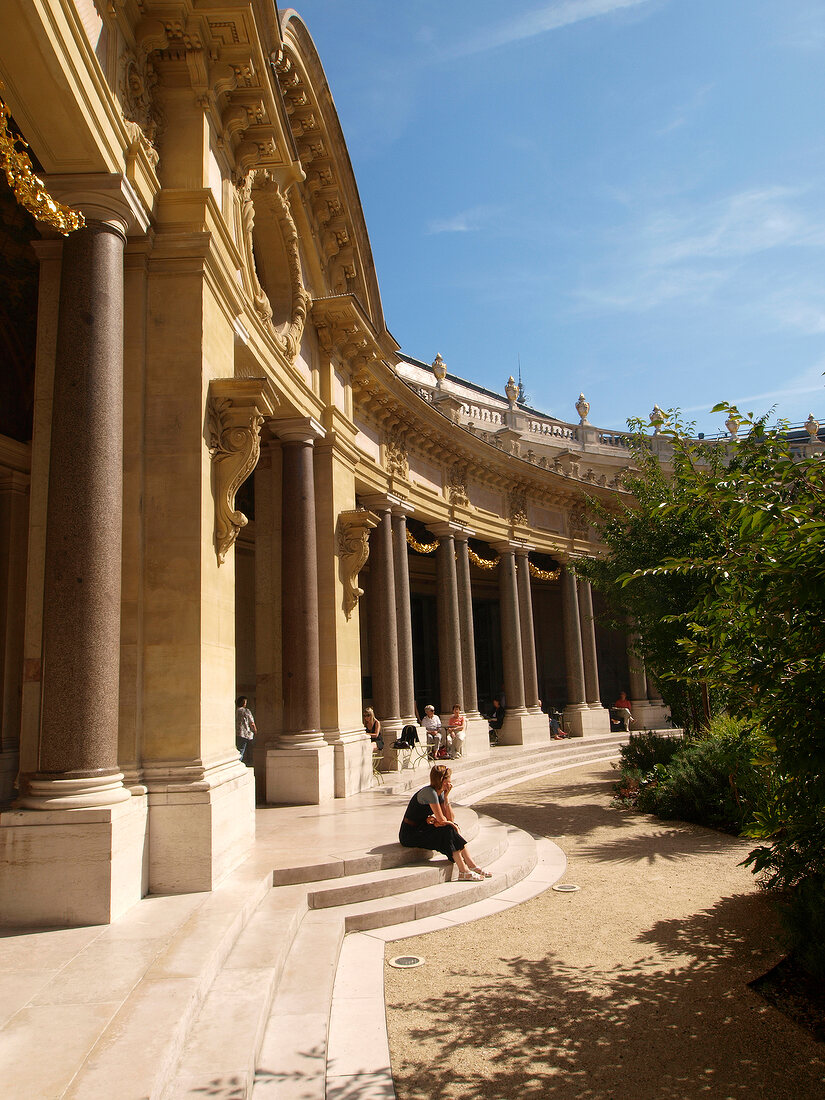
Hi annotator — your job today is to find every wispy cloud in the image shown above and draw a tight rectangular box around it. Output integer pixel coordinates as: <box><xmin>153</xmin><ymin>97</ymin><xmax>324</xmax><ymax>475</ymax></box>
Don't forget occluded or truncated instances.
<box><xmin>426</xmin><ymin>204</ymin><xmax>502</xmax><ymax>235</ymax></box>
<box><xmin>573</xmin><ymin>184</ymin><xmax>825</xmax><ymax>314</ymax></box>
<box><xmin>681</xmin><ymin>361</ymin><xmax>825</xmax><ymax>418</ymax></box>
<box><xmin>655</xmin><ymin>83</ymin><xmax>714</xmax><ymax>137</ymax></box>
<box><xmin>442</xmin><ymin>0</ymin><xmax>657</xmax><ymax>60</ymax></box>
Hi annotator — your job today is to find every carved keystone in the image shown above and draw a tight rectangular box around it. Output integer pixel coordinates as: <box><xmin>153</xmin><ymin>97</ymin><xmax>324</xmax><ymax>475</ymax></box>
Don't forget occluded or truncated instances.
<box><xmin>207</xmin><ymin>378</ymin><xmax>277</xmax><ymax>564</ymax></box>
<box><xmin>337</xmin><ymin>508</ymin><xmax>379</xmax><ymax>619</ymax></box>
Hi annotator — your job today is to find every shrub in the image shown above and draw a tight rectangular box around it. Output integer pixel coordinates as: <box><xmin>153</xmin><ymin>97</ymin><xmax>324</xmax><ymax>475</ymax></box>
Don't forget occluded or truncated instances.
<box><xmin>618</xmin><ymin>730</ymin><xmax>683</xmax><ymax>774</ymax></box>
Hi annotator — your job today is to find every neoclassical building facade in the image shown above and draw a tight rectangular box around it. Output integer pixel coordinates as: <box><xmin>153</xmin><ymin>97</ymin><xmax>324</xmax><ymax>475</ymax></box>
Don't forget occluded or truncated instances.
<box><xmin>0</xmin><ymin>3</ymin><xmax>667</xmax><ymax>926</ymax></box>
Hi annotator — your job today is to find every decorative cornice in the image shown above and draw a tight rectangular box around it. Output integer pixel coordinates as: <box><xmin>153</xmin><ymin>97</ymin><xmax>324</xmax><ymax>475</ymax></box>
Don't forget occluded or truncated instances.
<box><xmin>207</xmin><ymin>378</ymin><xmax>277</xmax><ymax>564</ymax></box>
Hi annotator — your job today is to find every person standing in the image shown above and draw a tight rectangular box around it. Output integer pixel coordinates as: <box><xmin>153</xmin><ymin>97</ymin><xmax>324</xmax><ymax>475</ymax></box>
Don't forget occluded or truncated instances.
<box><xmin>235</xmin><ymin>695</ymin><xmax>257</xmax><ymax>764</ymax></box>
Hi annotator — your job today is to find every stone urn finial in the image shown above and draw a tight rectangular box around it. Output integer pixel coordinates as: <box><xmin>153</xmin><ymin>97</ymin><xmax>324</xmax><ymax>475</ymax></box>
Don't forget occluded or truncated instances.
<box><xmin>649</xmin><ymin>404</ymin><xmax>665</xmax><ymax>433</ymax></box>
<box><xmin>505</xmin><ymin>375</ymin><xmax>518</xmax><ymax>406</ymax></box>
<box><xmin>805</xmin><ymin>413</ymin><xmax>820</xmax><ymax>442</ymax></box>
<box><xmin>575</xmin><ymin>392</ymin><xmax>590</xmax><ymax>424</ymax></box>
<box><xmin>432</xmin><ymin>353</ymin><xmax>447</xmax><ymax>385</ymax></box>
<box><xmin>725</xmin><ymin>413</ymin><xmax>739</xmax><ymax>439</ymax></box>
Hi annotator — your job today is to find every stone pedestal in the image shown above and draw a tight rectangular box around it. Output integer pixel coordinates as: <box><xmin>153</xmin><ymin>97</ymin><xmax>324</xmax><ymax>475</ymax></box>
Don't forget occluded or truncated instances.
<box><xmin>632</xmin><ymin>702</ymin><xmax>672</xmax><ymax>730</ymax></box>
<box><xmin>563</xmin><ymin>705</ymin><xmax>611</xmax><ymax>737</ymax></box>
<box><xmin>145</xmin><ymin>759</ymin><xmax>254</xmax><ymax>894</ymax></box>
<box><xmin>498</xmin><ymin>711</ymin><xmax>552</xmax><ymax>746</ymax></box>
<box><xmin>0</xmin><ymin>794</ymin><xmax>147</xmax><ymax>926</ymax></box>
<box><xmin>267</xmin><ymin>744</ymin><xmax>335</xmax><ymax>805</ymax></box>
<box><xmin>462</xmin><ymin>715</ymin><xmax>492</xmax><ymax>759</ymax></box>
<box><xmin>331</xmin><ymin>732</ymin><xmax>372</xmax><ymax>795</ymax></box>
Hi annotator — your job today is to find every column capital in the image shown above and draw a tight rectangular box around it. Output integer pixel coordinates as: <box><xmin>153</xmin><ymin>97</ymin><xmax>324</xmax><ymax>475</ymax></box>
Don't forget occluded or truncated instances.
<box><xmin>46</xmin><ymin>172</ymin><xmax>151</xmax><ymax>236</ymax></box>
<box><xmin>491</xmin><ymin>539</ymin><xmax>534</xmax><ymax>555</ymax></box>
<box><xmin>359</xmin><ymin>492</ymin><xmax>407</xmax><ymax>513</ymax></box>
<box><xmin>450</xmin><ymin>526</ymin><xmax>476</xmax><ymax>542</ymax></box>
<box><xmin>273</xmin><ymin>416</ymin><xmax>325</xmax><ymax>444</ymax></box>
<box><xmin>430</xmin><ymin>520</ymin><xmax>467</xmax><ymax>539</ymax></box>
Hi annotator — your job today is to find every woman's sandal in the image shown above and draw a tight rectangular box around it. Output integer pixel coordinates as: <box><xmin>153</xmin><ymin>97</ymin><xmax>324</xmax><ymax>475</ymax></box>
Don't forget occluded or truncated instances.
<box><xmin>458</xmin><ymin>870</ymin><xmax>483</xmax><ymax>882</ymax></box>
<box><xmin>470</xmin><ymin>867</ymin><xmax>493</xmax><ymax>878</ymax></box>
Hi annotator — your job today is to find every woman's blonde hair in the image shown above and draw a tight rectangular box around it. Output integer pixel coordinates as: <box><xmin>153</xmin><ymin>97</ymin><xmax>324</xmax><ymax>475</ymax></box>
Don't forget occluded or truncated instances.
<box><xmin>363</xmin><ymin>707</ymin><xmax>374</xmax><ymax>720</ymax></box>
<box><xmin>429</xmin><ymin>764</ymin><xmax>452</xmax><ymax>789</ymax></box>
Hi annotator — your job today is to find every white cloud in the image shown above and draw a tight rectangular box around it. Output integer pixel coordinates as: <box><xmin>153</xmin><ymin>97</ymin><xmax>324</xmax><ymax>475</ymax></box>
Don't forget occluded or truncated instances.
<box><xmin>655</xmin><ymin>83</ymin><xmax>714</xmax><ymax>137</ymax></box>
<box><xmin>443</xmin><ymin>0</ymin><xmax>657</xmax><ymax>60</ymax></box>
<box><xmin>681</xmin><ymin>361</ymin><xmax>825</xmax><ymax>418</ymax></box>
<box><xmin>426</xmin><ymin>204</ymin><xmax>502</xmax><ymax>235</ymax></box>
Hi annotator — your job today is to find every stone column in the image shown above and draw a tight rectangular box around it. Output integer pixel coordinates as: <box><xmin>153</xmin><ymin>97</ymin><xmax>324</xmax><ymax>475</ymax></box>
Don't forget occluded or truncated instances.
<box><xmin>624</xmin><ymin>629</ymin><xmax>670</xmax><ymax>730</ymax></box>
<box><xmin>627</xmin><ymin>632</ymin><xmax>648</xmax><ymax>709</ymax></box>
<box><xmin>561</xmin><ymin>564</ymin><xmax>588</xmax><ymax>737</ymax></box>
<box><xmin>371</xmin><ymin>504</ymin><xmax>401</xmax><ymax>725</ymax></box>
<box><xmin>267</xmin><ymin>419</ymin><xmax>334</xmax><ymax>804</ymax></box>
<box><xmin>0</xmin><ymin>457</ymin><xmax>29</xmax><ymax>804</ymax></box>
<box><xmin>433</xmin><ymin>525</ymin><xmax>463</xmax><ymax>715</ymax></box>
<box><xmin>498</xmin><ymin>547</ymin><xmax>526</xmax><ymax>715</ymax></box>
<box><xmin>578</xmin><ymin>578</ymin><xmax>601</xmax><ymax>708</ymax></box>
<box><xmin>392</xmin><ymin>506</ymin><xmax>416</xmax><ymax>726</ymax></box>
<box><xmin>454</xmin><ymin>532</ymin><xmax>480</xmax><ymax>718</ymax></box>
<box><xmin>24</xmin><ymin>219</ymin><xmax>130</xmax><ymax>809</ymax></box>
<box><xmin>515</xmin><ymin>547</ymin><xmax>541</xmax><ymax>712</ymax></box>
<box><xmin>1</xmin><ymin>177</ymin><xmax>151</xmax><ymax>927</ymax></box>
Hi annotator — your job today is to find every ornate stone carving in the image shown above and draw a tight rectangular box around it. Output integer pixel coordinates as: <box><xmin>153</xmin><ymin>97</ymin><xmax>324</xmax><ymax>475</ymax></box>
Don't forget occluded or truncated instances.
<box><xmin>650</xmin><ymin>404</ymin><xmax>666</xmax><ymax>433</ymax></box>
<box><xmin>385</xmin><ymin>428</ymin><xmax>409</xmax><ymax>480</ymax></box>
<box><xmin>576</xmin><ymin>392</ymin><xmax>590</xmax><ymax>424</ymax></box>
<box><xmin>236</xmin><ymin>172</ymin><xmax>311</xmax><ymax>362</ymax></box>
<box><xmin>508</xmin><ymin>490</ymin><xmax>528</xmax><ymax>527</ymax></box>
<box><xmin>337</xmin><ymin>508</ymin><xmax>379</xmax><ymax>619</ymax></box>
<box><xmin>805</xmin><ymin>413</ymin><xmax>820</xmax><ymax>442</ymax></box>
<box><xmin>432</xmin><ymin>353</ymin><xmax>447</xmax><ymax>384</ymax></box>
<box><xmin>207</xmin><ymin>379</ymin><xmax>276</xmax><ymax>564</ymax></box>
<box><xmin>448</xmin><ymin>462</ymin><xmax>470</xmax><ymax>508</ymax></box>
<box><xmin>505</xmin><ymin>375</ymin><xmax>518</xmax><ymax>406</ymax></box>
<box><xmin>568</xmin><ymin>508</ymin><xmax>590</xmax><ymax>539</ymax></box>
<box><xmin>119</xmin><ymin>49</ymin><xmax>160</xmax><ymax>164</ymax></box>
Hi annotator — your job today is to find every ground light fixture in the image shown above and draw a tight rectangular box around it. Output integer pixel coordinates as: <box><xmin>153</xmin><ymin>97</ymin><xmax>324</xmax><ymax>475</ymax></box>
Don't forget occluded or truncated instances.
<box><xmin>388</xmin><ymin>955</ymin><xmax>426</xmax><ymax>969</ymax></box>
<box><xmin>552</xmin><ymin>884</ymin><xmax>581</xmax><ymax>892</ymax></box>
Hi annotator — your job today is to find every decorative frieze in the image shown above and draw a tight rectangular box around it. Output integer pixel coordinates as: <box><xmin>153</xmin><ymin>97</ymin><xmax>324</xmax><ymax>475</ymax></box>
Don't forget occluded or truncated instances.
<box><xmin>385</xmin><ymin>428</ymin><xmax>409</xmax><ymax>480</ymax></box>
<box><xmin>448</xmin><ymin>462</ymin><xmax>470</xmax><ymax>508</ymax></box>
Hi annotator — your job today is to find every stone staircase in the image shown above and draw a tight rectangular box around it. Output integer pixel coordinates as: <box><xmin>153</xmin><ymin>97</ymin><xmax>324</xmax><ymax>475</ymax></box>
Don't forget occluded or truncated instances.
<box><xmin>3</xmin><ymin>734</ymin><xmax>629</xmax><ymax>1100</ymax></box>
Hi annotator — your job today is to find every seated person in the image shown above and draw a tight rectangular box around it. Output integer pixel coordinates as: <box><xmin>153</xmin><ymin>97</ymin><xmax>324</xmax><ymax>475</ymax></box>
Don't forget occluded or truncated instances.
<box><xmin>363</xmin><ymin>707</ymin><xmax>383</xmax><ymax>750</ymax></box>
<box><xmin>548</xmin><ymin>707</ymin><xmax>565</xmax><ymax>739</ymax></box>
<box><xmin>488</xmin><ymin>698</ymin><xmax>505</xmax><ymax>732</ymax></box>
<box><xmin>398</xmin><ymin>765</ymin><xmax>492</xmax><ymax>881</ymax></box>
<box><xmin>611</xmin><ymin>691</ymin><xmax>633</xmax><ymax>732</ymax></box>
<box><xmin>420</xmin><ymin>705</ymin><xmax>443</xmax><ymax>754</ymax></box>
<box><xmin>446</xmin><ymin>704</ymin><xmax>466</xmax><ymax>758</ymax></box>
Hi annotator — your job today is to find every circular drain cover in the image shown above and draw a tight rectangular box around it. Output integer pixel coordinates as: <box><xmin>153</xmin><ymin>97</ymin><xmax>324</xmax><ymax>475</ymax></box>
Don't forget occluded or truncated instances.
<box><xmin>388</xmin><ymin>955</ymin><xmax>425</xmax><ymax>969</ymax></box>
<box><xmin>552</xmin><ymin>883</ymin><xmax>581</xmax><ymax>892</ymax></box>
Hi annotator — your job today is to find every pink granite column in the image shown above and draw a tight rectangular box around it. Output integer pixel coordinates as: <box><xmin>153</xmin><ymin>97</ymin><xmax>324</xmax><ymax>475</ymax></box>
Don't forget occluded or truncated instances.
<box><xmin>578</xmin><ymin>577</ymin><xmax>602</xmax><ymax>707</ymax></box>
<box><xmin>435</xmin><ymin>529</ymin><xmax>463</xmax><ymax>712</ymax></box>
<box><xmin>22</xmin><ymin>220</ymin><xmax>130</xmax><ymax>808</ymax></box>
<box><xmin>371</xmin><ymin>504</ymin><xmax>400</xmax><ymax>724</ymax></box>
<box><xmin>279</xmin><ymin>423</ymin><xmax>325</xmax><ymax>746</ymax></box>
<box><xmin>392</xmin><ymin>507</ymin><xmax>416</xmax><ymax>724</ymax></box>
<box><xmin>515</xmin><ymin>547</ymin><xmax>541</xmax><ymax>711</ymax></box>
<box><xmin>454</xmin><ymin>532</ymin><xmax>480</xmax><ymax>717</ymax></box>
<box><xmin>498</xmin><ymin>547</ymin><xmax>526</xmax><ymax>713</ymax></box>
<box><xmin>561</xmin><ymin>564</ymin><xmax>588</xmax><ymax>736</ymax></box>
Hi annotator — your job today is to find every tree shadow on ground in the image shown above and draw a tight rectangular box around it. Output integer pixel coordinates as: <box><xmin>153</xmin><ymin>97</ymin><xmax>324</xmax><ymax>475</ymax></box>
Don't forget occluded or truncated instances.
<box><xmin>578</xmin><ymin>825</ymin><xmax>749</xmax><ymax>866</ymax></box>
<box><xmin>389</xmin><ymin>892</ymin><xmax>825</xmax><ymax>1100</ymax></box>
<box><xmin>478</xmin><ymin>799</ymin><xmax>626</xmax><ymax>841</ymax></box>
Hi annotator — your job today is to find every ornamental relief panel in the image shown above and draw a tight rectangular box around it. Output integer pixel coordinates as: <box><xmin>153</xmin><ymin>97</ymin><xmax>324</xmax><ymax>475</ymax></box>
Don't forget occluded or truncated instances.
<box><xmin>448</xmin><ymin>462</ymin><xmax>470</xmax><ymax>509</ymax></box>
<box><xmin>384</xmin><ymin>429</ymin><xmax>409</xmax><ymax>481</ymax></box>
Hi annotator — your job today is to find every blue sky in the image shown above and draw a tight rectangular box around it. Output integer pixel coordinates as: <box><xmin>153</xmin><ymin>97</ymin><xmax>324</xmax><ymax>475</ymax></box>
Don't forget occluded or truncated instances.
<box><xmin>290</xmin><ymin>1</ymin><xmax>825</xmax><ymax>434</ymax></box>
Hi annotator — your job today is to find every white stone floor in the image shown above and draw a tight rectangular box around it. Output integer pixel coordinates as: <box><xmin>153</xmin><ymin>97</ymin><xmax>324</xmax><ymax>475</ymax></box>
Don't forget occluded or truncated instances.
<box><xmin>0</xmin><ymin>737</ymin><xmax>625</xmax><ymax>1099</ymax></box>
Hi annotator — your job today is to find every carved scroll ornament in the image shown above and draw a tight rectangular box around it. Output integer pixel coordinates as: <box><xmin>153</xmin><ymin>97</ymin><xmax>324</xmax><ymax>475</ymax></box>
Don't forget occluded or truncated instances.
<box><xmin>338</xmin><ymin>508</ymin><xmax>379</xmax><ymax>619</ymax></box>
<box><xmin>207</xmin><ymin>379</ymin><xmax>276</xmax><ymax>564</ymax></box>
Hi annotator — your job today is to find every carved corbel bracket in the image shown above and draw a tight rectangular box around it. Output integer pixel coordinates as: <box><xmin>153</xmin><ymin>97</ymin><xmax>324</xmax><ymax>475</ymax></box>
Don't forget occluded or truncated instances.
<box><xmin>337</xmin><ymin>508</ymin><xmax>379</xmax><ymax>619</ymax></box>
<box><xmin>207</xmin><ymin>378</ymin><xmax>277</xmax><ymax>564</ymax></box>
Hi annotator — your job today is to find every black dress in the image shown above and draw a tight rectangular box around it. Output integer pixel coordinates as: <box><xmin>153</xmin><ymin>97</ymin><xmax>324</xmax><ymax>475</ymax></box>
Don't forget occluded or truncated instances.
<box><xmin>398</xmin><ymin>786</ymin><xmax>468</xmax><ymax>862</ymax></box>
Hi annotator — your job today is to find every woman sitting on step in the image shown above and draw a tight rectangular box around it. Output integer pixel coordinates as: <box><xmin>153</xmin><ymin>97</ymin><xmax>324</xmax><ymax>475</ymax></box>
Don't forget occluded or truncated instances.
<box><xmin>398</xmin><ymin>765</ymin><xmax>492</xmax><ymax>881</ymax></box>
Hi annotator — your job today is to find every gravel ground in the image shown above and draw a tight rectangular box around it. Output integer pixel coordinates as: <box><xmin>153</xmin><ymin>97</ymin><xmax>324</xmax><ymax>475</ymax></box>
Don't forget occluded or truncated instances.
<box><xmin>385</xmin><ymin>760</ymin><xmax>825</xmax><ymax>1100</ymax></box>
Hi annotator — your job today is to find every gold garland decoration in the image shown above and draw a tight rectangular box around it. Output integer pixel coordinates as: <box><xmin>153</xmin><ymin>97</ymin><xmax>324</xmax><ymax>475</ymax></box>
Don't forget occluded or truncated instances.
<box><xmin>0</xmin><ymin>85</ymin><xmax>84</xmax><ymax>235</ymax></box>
<box><xmin>406</xmin><ymin>529</ymin><xmax>440</xmax><ymax>554</ymax></box>
<box><xmin>529</xmin><ymin>561</ymin><xmax>561</xmax><ymax>581</ymax></box>
<box><xmin>468</xmin><ymin>548</ymin><xmax>500</xmax><ymax>571</ymax></box>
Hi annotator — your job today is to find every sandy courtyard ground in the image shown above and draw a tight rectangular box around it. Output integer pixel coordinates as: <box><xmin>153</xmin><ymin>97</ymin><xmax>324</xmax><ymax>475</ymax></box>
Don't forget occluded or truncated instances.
<box><xmin>385</xmin><ymin>760</ymin><xmax>825</xmax><ymax>1100</ymax></box>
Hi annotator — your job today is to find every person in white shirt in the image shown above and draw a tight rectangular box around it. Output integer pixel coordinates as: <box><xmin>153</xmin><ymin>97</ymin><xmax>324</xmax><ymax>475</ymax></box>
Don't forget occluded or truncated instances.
<box><xmin>420</xmin><ymin>704</ymin><xmax>443</xmax><ymax>756</ymax></box>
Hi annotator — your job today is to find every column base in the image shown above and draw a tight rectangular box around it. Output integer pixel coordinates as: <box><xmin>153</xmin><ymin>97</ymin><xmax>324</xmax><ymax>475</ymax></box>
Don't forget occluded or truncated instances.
<box><xmin>266</xmin><ymin>743</ymin><xmax>335</xmax><ymax>805</ymax></box>
<box><xmin>0</xmin><ymin>748</ymin><xmax>18</xmax><ymax>805</ymax></box>
<box><xmin>145</xmin><ymin>758</ymin><xmax>255</xmax><ymax>894</ymax></box>
<box><xmin>331</xmin><ymin>734</ymin><xmax>372</xmax><ymax>797</ymax></box>
<box><xmin>0</xmin><ymin>794</ymin><xmax>148</xmax><ymax>926</ymax></box>
<box><xmin>460</xmin><ymin>716</ymin><xmax>491</xmax><ymax>760</ymax></box>
<box><xmin>563</xmin><ymin>705</ymin><xmax>611</xmax><ymax>737</ymax></box>
<box><xmin>498</xmin><ymin>711</ymin><xmax>552</xmax><ymax>746</ymax></box>
<box><xmin>631</xmin><ymin>702</ymin><xmax>672</xmax><ymax>730</ymax></box>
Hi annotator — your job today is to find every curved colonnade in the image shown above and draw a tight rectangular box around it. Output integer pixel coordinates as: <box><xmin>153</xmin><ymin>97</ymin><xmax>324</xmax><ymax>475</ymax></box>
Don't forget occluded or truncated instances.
<box><xmin>0</xmin><ymin>4</ymin><xmax>664</xmax><ymax>926</ymax></box>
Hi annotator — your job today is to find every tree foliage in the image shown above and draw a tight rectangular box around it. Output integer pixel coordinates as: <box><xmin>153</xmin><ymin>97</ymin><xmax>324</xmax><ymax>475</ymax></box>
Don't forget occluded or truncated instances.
<box><xmin>584</xmin><ymin>406</ymin><xmax>825</xmax><ymax>908</ymax></box>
